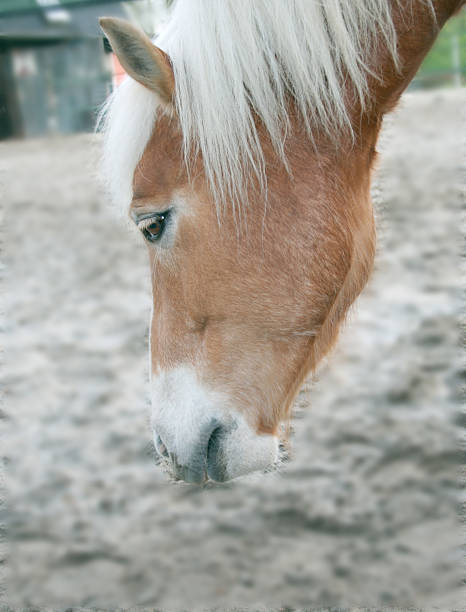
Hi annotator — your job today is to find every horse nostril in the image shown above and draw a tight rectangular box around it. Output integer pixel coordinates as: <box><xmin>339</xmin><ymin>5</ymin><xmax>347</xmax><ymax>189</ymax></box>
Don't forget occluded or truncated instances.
<box><xmin>207</xmin><ymin>425</ymin><xmax>228</xmax><ymax>482</ymax></box>
<box><xmin>155</xmin><ymin>434</ymin><xmax>169</xmax><ymax>458</ymax></box>
<box><xmin>153</xmin><ymin>420</ymin><xmax>230</xmax><ymax>483</ymax></box>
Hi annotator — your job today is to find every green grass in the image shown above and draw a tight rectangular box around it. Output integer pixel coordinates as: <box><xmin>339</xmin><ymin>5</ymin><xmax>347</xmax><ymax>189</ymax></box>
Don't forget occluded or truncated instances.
<box><xmin>415</xmin><ymin>10</ymin><xmax>466</xmax><ymax>86</ymax></box>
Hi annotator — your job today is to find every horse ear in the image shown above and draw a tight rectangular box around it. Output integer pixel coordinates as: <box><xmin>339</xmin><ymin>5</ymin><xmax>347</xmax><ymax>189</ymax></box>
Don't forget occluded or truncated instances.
<box><xmin>99</xmin><ymin>17</ymin><xmax>174</xmax><ymax>104</ymax></box>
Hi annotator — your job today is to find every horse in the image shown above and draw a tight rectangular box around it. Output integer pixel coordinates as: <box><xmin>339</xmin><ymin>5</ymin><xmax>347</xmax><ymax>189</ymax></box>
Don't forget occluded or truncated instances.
<box><xmin>99</xmin><ymin>0</ymin><xmax>463</xmax><ymax>484</ymax></box>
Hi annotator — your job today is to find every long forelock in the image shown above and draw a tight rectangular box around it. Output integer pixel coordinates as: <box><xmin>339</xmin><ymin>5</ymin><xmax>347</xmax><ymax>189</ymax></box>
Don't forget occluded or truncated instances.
<box><xmin>101</xmin><ymin>0</ymin><xmax>420</xmax><ymax>214</ymax></box>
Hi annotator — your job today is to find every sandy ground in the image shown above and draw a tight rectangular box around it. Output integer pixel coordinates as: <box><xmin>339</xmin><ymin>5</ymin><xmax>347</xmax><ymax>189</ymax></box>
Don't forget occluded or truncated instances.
<box><xmin>1</xmin><ymin>89</ymin><xmax>464</xmax><ymax>611</ymax></box>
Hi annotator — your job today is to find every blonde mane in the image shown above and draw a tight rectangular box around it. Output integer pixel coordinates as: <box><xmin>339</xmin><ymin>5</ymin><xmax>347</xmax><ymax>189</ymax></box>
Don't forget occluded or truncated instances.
<box><xmin>101</xmin><ymin>0</ymin><xmax>412</xmax><ymax>213</ymax></box>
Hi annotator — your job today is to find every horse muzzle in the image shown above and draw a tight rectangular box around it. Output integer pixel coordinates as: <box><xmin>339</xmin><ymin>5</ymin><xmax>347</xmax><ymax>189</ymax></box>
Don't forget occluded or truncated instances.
<box><xmin>153</xmin><ymin>415</ymin><xmax>278</xmax><ymax>484</ymax></box>
<box><xmin>151</xmin><ymin>366</ymin><xmax>279</xmax><ymax>484</ymax></box>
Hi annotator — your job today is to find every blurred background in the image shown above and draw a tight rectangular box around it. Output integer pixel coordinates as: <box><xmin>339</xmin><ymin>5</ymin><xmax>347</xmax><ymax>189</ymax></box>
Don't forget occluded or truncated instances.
<box><xmin>0</xmin><ymin>0</ymin><xmax>171</xmax><ymax>139</ymax></box>
<box><xmin>1</xmin><ymin>1</ymin><xmax>465</xmax><ymax>610</ymax></box>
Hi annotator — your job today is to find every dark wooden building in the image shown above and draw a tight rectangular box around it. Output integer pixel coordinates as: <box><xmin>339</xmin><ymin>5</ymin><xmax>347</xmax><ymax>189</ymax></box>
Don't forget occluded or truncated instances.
<box><xmin>0</xmin><ymin>0</ymin><xmax>127</xmax><ymax>139</ymax></box>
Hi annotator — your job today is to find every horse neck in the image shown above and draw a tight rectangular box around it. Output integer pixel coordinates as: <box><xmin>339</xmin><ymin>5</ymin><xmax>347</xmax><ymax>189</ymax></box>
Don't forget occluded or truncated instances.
<box><xmin>367</xmin><ymin>0</ymin><xmax>464</xmax><ymax>117</ymax></box>
<box><xmin>312</xmin><ymin>0</ymin><xmax>465</xmax><ymax>183</ymax></box>
<box><xmin>277</xmin><ymin>0</ymin><xmax>463</xmax><ymax>189</ymax></box>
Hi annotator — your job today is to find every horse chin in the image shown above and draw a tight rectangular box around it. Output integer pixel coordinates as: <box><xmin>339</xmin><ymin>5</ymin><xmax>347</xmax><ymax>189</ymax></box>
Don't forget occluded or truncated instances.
<box><xmin>150</xmin><ymin>366</ymin><xmax>279</xmax><ymax>484</ymax></box>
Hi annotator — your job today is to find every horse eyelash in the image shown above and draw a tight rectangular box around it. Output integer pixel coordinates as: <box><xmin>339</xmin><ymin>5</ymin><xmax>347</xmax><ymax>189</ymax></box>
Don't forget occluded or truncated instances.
<box><xmin>137</xmin><ymin>215</ymin><xmax>165</xmax><ymax>231</ymax></box>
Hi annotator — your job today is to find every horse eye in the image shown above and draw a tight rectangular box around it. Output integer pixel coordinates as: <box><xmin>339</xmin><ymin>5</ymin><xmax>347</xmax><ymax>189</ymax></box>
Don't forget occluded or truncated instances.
<box><xmin>140</xmin><ymin>214</ymin><xmax>167</xmax><ymax>243</ymax></box>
